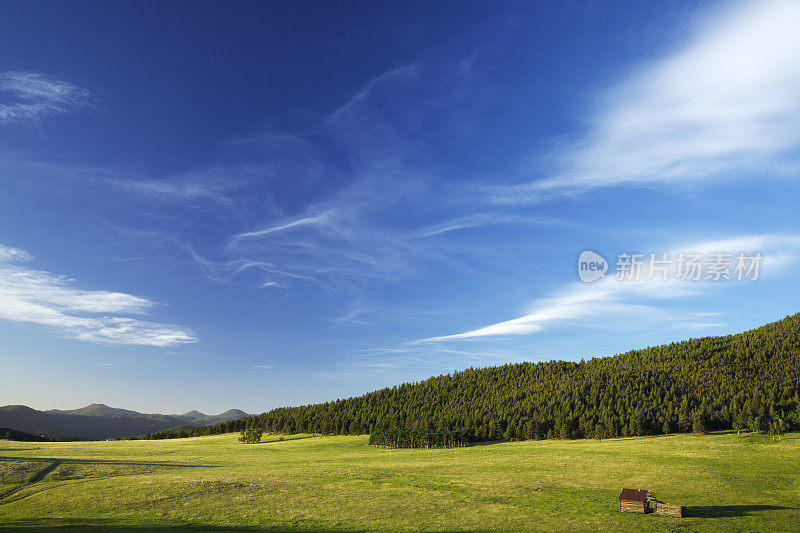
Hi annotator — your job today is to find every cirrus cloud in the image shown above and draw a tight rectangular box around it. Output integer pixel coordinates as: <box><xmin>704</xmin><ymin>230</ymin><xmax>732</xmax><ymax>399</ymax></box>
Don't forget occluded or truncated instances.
<box><xmin>492</xmin><ymin>0</ymin><xmax>800</xmax><ymax>203</ymax></box>
<box><xmin>0</xmin><ymin>244</ymin><xmax>196</xmax><ymax>346</ymax></box>
<box><xmin>0</xmin><ymin>71</ymin><xmax>93</xmax><ymax>126</ymax></box>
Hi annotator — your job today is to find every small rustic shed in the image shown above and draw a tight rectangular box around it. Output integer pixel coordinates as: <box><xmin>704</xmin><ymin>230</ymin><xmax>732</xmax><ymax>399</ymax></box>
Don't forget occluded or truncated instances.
<box><xmin>619</xmin><ymin>488</ymin><xmax>650</xmax><ymax>513</ymax></box>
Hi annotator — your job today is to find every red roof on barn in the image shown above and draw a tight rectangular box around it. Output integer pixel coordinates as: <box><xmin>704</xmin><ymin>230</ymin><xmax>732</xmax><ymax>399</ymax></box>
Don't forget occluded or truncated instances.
<box><xmin>619</xmin><ymin>489</ymin><xmax>649</xmax><ymax>502</ymax></box>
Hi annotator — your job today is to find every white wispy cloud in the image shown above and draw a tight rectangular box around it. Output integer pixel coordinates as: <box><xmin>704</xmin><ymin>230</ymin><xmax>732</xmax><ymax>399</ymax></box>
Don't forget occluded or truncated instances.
<box><xmin>325</xmin><ymin>64</ymin><xmax>420</xmax><ymax>126</ymax></box>
<box><xmin>493</xmin><ymin>0</ymin><xmax>800</xmax><ymax>202</ymax></box>
<box><xmin>223</xmin><ymin>180</ymin><xmax>437</xmax><ymax>290</ymax></box>
<box><xmin>217</xmin><ymin>61</ymin><xmax>485</xmax><ymax>291</ymax></box>
<box><xmin>0</xmin><ymin>244</ymin><xmax>196</xmax><ymax>346</ymax></box>
<box><xmin>421</xmin><ymin>234</ymin><xmax>800</xmax><ymax>341</ymax></box>
<box><xmin>232</xmin><ymin>212</ymin><xmax>333</xmax><ymax>242</ymax></box>
<box><xmin>226</xmin><ymin>220</ymin><xmax>402</xmax><ymax>289</ymax></box>
<box><xmin>180</xmin><ymin>242</ymin><xmax>334</xmax><ymax>292</ymax></box>
<box><xmin>0</xmin><ymin>71</ymin><xmax>92</xmax><ymax>125</ymax></box>
<box><xmin>329</xmin><ymin>299</ymin><xmax>372</xmax><ymax>327</ymax></box>
<box><xmin>418</xmin><ymin>213</ymin><xmax>577</xmax><ymax>237</ymax></box>
<box><xmin>0</xmin><ymin>245</ymin><xmax>33</xmax><ymax>262</ymax></box>
<box><xmin>109</xmin><ymin>176</ymin><xmax>234</xmax><ymax>205</ymax></box>
<box><xmin>0</xmin><ymin>154</ymin><xmax>244</xmax><ymax>208</ymax></box>
<box><xmin>313</xmin><ymin>344</ymin><xmax>528</xmax><ymax>382</ymax></box>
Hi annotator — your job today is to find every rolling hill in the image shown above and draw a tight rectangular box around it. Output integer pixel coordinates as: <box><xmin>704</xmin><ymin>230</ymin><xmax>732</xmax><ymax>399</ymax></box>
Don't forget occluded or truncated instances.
<box><xmin>160</xmin><ymin>313</ymin><xmax>800</xmax><ymax>442</ymax></box>
<box><xmin>180</xmin><ymin>408</ymin><xmax>249</xmax><ymax>426</ymax></box>
<box><xmin>0</xmin><ymin>404</ymin><xmax>248</xmax><ymax>440</ymax></box>
<box><xmin>47</xmin><ymin>403</ymin><xmax>141</xmax><ymax>417</ymax></box>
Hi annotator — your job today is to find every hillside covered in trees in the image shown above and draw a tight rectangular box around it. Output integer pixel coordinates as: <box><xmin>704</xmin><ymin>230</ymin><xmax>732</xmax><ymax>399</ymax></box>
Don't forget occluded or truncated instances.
<box><xmin>147</xmin><ymin>313</ymin><xmax>800</xmax><ymax>442</ymax></box>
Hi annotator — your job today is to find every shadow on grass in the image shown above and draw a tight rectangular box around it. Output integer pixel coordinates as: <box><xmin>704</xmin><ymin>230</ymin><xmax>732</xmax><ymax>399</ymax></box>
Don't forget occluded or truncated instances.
<box><xmin>465</xmin><ymin>440</ymin><xmax>506</xmax><ymax>447</ymax></box>
<box><xmin>0</xmin><ymin>457</ymin><xmax>218</xmax><ymax>507</ymax></box>
<box><xmin>257</xmin><ymin>435</ymin><xmax>322</xmax><ymax>444</ymax></box>
<box><xmin>0</xmin><ymin>524</ymin><xmax>375</xmax><ymax>532</ymax></box>
<box><xmin>0</xmin><ymin>457</ymin><xmax>215</xmax><ymax>468</ymax></box>
<box><xmin>685</xmin><ymin>505</ymin><xmax>795</xmax><ymax>518</ymax></box>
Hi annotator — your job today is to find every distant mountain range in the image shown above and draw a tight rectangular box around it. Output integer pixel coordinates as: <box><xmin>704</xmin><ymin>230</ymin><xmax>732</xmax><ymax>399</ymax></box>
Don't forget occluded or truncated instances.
<box><xmin>0</xmin><ymin>403</ymin><xmax>248</xmax><ymax>440</ymax></box>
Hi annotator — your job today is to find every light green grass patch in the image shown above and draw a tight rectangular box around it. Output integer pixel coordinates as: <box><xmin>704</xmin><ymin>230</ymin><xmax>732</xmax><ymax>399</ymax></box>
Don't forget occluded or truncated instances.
<box><xmin>0</xmin><ymin>432</ymin><xmax>798</xmax><ymax>531</ymax></box>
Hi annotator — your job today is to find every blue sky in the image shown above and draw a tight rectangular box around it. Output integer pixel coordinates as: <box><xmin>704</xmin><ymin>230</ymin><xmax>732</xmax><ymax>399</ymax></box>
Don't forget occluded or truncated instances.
<box><xmin>2</xmin><ymin>0</ymin><xmax>800</xmax><ymax>414</ymax></box>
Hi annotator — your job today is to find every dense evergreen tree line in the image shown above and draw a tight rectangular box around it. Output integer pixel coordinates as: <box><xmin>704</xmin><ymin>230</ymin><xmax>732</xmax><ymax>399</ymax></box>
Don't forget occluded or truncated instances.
<box><xmin>145</xmin><ymin>313</ymin><xmax>800</xmax><ymax>442</ymax></box>
<box><xmin>368</xmin><ymin>428</ymin><xmax>470</xmax><ymax>448</ymax></box>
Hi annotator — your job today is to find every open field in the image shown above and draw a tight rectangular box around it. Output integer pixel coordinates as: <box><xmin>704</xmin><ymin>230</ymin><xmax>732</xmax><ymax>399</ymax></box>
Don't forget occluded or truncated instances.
<box><xmin>1</xmin><ymin>432</ymin><xmax>799</xmax><ymax>532</ymax></box>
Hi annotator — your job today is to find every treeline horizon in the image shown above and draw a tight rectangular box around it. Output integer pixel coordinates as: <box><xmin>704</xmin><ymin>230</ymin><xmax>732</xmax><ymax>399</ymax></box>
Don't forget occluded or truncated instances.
<box><xmin>368</xmin><ymin>428</ymin><xmax>471</xmax><ymax>448</ymax></box>
<box><xmin>1</xmin><ymin>427</ymin><xmax>79</xmax><ymax>442</ymax></box>
<box><xmin>143</xmin><ymin>313</ymin><xmax>800</xmax><ymax>443</ymax></box>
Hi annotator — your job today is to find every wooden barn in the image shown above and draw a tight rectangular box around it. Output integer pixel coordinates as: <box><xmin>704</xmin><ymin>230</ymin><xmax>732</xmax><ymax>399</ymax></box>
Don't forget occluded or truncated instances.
<box><xmin>619</xmin><ymin>488</ymin><xmax>650</xmax><ymax>513</ymax></box>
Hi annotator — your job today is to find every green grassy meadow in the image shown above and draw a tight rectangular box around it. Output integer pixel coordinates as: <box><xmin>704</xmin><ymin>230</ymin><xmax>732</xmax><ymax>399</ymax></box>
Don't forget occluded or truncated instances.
<box><xmin>1</xmin><ymin>432</ymin><xmax>798</xmax><ymax>532</ymax></box>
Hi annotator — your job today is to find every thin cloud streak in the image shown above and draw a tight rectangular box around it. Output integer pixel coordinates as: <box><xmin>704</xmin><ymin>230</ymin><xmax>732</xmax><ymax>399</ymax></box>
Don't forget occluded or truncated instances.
<box><xmin>324</xmin><ymin>64</ymin><xmax>420</xmax><ymax>126</ymax></box>
<box><xmin>232</xmin><ymin>212</ymin><xmax>333</xmax><ymax>242</ymax></box>
<box><xmin>181</xmin><ymin>241</ymin><xmax>336</xmax><ymax>293</ymax></box>
<box><xmin>418</xmin><ymin>213</ymin><xmax>578</xmax><ymax>237</ymax></box>
<box><xmin>314</xmin><ymin>344</ymin><xmax>529</xmax><ymax>382</ymax></box>
<box><xmin>109</xmin><ymin>177</ymin><xmax>234</xmax><ymax>205</ymax></box>
<box><xmin>0</xmin><ymin>244</ymin><xmax>196</xmax><ymax>346</ymax></box>
<box><xmin>0</xmin><ymin>156</ymin><xmax>245</xmax><ymax>208</ymax></box>
<box><xmin>421</xmin><ymin>234</ymin><xmax>800</xmax><ymax>341</ymax></box>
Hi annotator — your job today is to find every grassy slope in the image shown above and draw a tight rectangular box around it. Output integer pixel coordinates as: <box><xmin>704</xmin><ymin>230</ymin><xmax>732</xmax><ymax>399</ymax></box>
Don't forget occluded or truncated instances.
<box><xmin>0</xmin><ymin>432</ymin><xmax>799</xmax><ymax>532</ymax></box>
